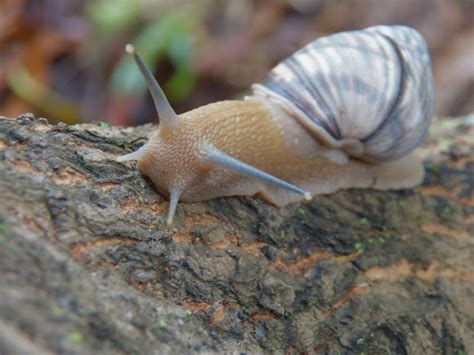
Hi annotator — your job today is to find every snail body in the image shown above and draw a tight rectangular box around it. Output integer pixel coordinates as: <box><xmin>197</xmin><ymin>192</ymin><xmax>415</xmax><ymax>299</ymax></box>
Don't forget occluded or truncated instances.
<box><xmin>117</xmin><ymin>25</ymin><xmax>435</xmax><ymax>224</ymax></box>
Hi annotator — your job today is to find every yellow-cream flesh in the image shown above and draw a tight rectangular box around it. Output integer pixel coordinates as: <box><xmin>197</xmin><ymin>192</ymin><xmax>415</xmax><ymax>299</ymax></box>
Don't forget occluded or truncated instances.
<box><xmin>136</xmin><ymin>98</ymin><xmax>424</xmax><ymax>205</ymax></box>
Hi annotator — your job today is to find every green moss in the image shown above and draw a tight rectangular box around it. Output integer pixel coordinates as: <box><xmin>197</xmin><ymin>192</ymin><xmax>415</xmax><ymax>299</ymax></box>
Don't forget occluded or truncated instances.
<box><xmin>275</xmin><ymin>230</ymin><xmax>286</xmax><ymax>241</ymax></box>
<box><xmin>441</xmin><ymin>206</ymin><xmax>452</xmax><ymax>218</ymax></box>
<box><xmin>439</xmin><ymin>138</ymin><xmax>451</xmax><ymax>150</ymax></box>
<box><xmin>0</xmin><ymin>217</ymin><xmax>10</xmax><ymax>243</ymax></box>
<box><xmin>397</xmin><ymin>198</ymin><xmax>406</xmax><ymax>208</ymax></box>
<box><xmin>425</xmin><ymin>161</ymin><xmax>440</xmax><ymax>176</ymax></box>
<box><xmin>401</xmin><ymin>323</ymin><xmax>410</xmax><ymax>332</ymax></box>
<box><xmin>157</xmin><ymin>318</ymin><xmax>168</xmax><ymax>329</ymax></box>
<box><xmin>136</xmin><ymin>179</ymin><xmax>146</xmax><ymax>189</ymax></box>
<box><xmin>50</xmin><ymin>304</ymin><xmax>65</xmax><ymax>317</ymax></box>
<box><xmin>67</xmin><ymin>330</ymin><xmax>84</xmax><ymax>343</ymax></box>
<box><xmin>97</xmin><ymin>121</ymin><xmax>110</xmax><ymax>128</ymax></box>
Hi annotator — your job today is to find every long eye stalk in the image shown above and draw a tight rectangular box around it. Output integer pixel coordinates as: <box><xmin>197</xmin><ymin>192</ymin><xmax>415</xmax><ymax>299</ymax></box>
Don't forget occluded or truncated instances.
<box><xmin>201</xmin><ymin>145</ymin><xmax>313</xmax><ymax>201</ymax></box>
<box><xmin>125</xmin><ymin>44</ymin><xmax>178</xmax><ymax>132</ymax></box>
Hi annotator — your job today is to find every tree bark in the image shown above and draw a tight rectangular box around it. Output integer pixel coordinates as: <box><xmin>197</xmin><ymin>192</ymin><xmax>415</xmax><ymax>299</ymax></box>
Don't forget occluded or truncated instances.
<box><xmin>0</xmin><ymin>113</ymin><xmax>472</xmax><ymax>354</ymax></box>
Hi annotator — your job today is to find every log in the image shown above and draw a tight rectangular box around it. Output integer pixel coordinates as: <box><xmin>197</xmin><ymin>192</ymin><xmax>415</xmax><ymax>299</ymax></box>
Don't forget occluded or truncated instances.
<box><xmin>0</xmin><ymin>113</ymin><xmax>472</xmax><ymax>354</ymax></box>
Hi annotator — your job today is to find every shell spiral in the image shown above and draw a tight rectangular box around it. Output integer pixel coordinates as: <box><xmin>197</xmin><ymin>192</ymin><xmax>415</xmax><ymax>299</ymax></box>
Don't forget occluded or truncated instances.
<box><xmin>252</xmin><ymin>25</ymin><xmax>435</xmax><ymax>162</ymax></box>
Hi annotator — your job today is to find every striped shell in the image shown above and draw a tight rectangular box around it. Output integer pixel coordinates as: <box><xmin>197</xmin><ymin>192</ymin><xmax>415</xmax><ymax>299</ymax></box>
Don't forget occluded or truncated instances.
<box><xmin>252</xmin><ymin>25</ymin><xmax>435</xmax><ymax>162</ymax></box>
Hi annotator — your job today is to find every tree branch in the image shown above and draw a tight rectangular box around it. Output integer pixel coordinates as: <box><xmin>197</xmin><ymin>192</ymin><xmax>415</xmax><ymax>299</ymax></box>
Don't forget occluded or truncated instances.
<box><xmin>0</xmin><ymin>113</ymin><xmax>472</xmax><ymax>353</ymax></box>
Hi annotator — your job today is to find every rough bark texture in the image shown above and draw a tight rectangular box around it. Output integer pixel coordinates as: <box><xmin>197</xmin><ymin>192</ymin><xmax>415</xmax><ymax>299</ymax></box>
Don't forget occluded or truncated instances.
<box><xmin>0</xmin><ymin>113</ymin><xmax>472</xmax><ymax>354</ymax></box>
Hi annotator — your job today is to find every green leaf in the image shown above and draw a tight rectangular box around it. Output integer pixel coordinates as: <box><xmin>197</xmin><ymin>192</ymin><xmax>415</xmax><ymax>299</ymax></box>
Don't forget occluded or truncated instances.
<box><xmin>87</xmin><ymin>0</ymin><xmax>139</xmax><ymax>35</ymax></box>
<box><xmin>165</xmin><ymin>66</ymin><xmax>195</xmax><ymax>101</ymax></box>
<box><xmin>67</xmin><ymin>330</ymin><xmax>84</xmax><ymax>343</ymax></box>
<box><xmin>109</xmin><ymin>11</ymin><xmax>196</xmax><ymax>99</ymax></box>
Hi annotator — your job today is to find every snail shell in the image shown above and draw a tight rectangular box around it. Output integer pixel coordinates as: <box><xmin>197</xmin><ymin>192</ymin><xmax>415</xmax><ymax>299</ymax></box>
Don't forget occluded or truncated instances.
<box><xmin>117</xmin><ymin>25</ymin><xmax>435</xmax><ymax>224</ymax></box>
<box><xmin>252</xmin><ymin>25</ymin><xmax>435</xmax><ymax>163</ymax></box>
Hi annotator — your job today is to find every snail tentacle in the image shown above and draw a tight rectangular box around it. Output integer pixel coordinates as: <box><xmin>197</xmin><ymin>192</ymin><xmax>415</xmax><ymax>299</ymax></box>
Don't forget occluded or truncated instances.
<box><xmin>116</xmin><ymin>146</ymin><xmax>143</xmax><ymax>162</ymax></box>
<box><xmin>119</xmin><ymin>25</ymin><xmax>435</xmax><ymax>225</ymax></box>
<box><xmin>167</xmin><ymin>185</ymin><xmax>181</xmax><ymax>225</ymax></box>
<box><xmin>200</xmin><ymin>145</ymin><xmax>312</xmax><ymax>200</ymax></box>
<box><xmin>126</xmin><ymin>44</ymin><xmax>178</xmax><ymax>132</ymax></box>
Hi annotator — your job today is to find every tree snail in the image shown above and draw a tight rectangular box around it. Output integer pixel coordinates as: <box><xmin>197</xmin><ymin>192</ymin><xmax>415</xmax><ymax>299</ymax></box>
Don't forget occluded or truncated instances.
<box><xmin>117</xmin><ymin>25</ymin><xmax>435</xmax><ymax>224</ymax></box>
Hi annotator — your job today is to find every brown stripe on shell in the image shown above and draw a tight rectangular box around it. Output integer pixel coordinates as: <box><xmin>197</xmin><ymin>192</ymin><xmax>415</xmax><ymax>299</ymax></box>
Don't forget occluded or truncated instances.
<box><xmin>253</xmin><ymin>25</ymin><xmax>435</xmax><ymax>162</ymax></box>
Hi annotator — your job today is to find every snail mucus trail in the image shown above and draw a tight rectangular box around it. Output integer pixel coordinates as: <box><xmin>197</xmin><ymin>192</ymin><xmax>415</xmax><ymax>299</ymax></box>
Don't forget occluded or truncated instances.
<box><xmin>117</xmin><ymin>26</ymin><xmax>435</xmax><ymax>225</ymax></box>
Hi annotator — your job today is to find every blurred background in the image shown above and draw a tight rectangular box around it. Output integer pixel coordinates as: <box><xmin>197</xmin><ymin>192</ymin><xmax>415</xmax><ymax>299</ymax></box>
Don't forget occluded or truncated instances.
<box><xmin>0</xmin><ymin>0</ymin><xmax>472</xmax><ymax>126</ymax></box>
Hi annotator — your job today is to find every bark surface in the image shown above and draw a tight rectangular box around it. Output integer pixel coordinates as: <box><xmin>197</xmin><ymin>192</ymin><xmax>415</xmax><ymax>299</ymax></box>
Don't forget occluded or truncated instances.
<box><xmin>0</xmin><ymin>113</ymin><xmax>473</xmax><ymax>354</ymax></box>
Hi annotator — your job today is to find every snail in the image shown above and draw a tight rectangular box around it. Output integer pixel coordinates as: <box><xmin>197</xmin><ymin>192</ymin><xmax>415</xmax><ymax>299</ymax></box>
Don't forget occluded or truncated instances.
<box><xmin>116</xmin><ymin>25</ymin><xmax>435</xmax><ymax>224</ymax></box>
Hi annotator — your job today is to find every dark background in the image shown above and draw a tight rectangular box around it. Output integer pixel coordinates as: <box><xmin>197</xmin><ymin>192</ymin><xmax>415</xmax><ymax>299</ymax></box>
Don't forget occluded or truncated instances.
<box><xmin>0</xmin><ymin>0</ymin><xmax>472</xmax><ymax>126</ymax></box>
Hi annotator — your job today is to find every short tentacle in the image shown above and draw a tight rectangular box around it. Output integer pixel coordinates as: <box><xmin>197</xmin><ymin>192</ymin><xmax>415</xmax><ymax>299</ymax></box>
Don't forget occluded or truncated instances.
<box><xmin>167</xmin><ymin>185</ymin><xmax>181</xmax><ymax>225</ymax></box>
<box><xmin>116</xmin><ymin>147</ymin><xmax>143</xmax><ymax>162</ymax></box>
